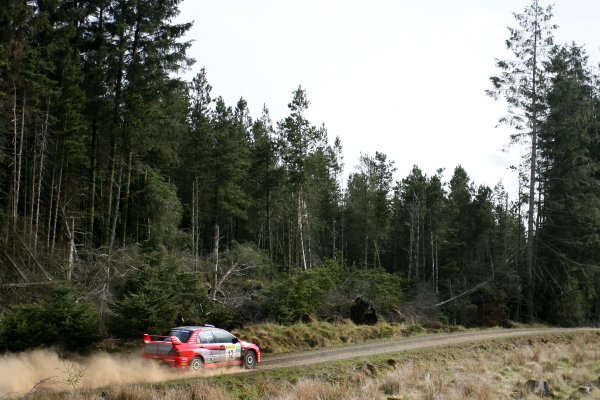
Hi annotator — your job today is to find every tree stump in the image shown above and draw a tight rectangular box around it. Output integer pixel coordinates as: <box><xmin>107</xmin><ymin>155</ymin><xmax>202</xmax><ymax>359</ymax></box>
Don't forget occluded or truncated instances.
<box><xmin>350</xmin><ymin>297</ymin><xmax>378</xmax><ymax>325</ymax></box>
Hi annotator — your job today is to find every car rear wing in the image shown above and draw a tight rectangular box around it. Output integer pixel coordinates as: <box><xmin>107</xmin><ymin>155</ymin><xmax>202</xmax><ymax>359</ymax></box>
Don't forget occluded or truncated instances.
<box><xmin>143</xmin><ymin>334</ymin><xmax>182</xmax><ymax>344</ymax></box>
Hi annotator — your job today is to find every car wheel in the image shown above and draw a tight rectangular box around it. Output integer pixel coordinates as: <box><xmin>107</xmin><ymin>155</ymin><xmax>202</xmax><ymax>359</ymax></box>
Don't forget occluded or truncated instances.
<box><xmin>243</xmin><ymin>350</ymin><xmax>257</xmax><ymax>369</ymax></box>
<box><xmin>190</xmin><ymin>357</ymin><xmax>204</xmax><ymax>371</ymax></box>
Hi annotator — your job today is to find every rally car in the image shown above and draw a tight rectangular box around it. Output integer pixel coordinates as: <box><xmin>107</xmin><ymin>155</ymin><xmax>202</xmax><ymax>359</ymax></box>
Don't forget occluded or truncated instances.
<box><xmin>141</xmin><ymin>325</ymin><xmax>260</xmax><ymax>370</ymax></box>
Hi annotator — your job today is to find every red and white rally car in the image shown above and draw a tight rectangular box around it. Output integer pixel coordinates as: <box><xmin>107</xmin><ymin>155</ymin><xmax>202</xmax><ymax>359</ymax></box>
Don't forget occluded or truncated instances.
<box><xmin>141</xmin><ymin>325</ymin><xmax>260</xmax><ymax>370</ymax></box>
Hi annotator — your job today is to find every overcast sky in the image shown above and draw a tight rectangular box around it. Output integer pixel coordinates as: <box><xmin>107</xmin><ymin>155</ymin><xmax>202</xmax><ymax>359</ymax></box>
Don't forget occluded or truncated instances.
<box><xmin>175</xmin><ymin>0</ymin><xmax>600</xmax><ymax>197</ymax></box>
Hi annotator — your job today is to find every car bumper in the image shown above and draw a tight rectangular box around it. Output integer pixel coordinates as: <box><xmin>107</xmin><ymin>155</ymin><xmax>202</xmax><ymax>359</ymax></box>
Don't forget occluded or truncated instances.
<box><xmin>142</xmin><ymin>354</ymin><xmax>191</xmax><ymax>369</ymax></box>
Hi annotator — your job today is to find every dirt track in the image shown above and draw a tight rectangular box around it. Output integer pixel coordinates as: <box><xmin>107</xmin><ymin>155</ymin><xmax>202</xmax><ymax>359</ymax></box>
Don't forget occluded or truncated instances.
<box><xmin>258</xmin><ymin>328</ymin><xmax>595</xmax><ymax>370</ymax></box>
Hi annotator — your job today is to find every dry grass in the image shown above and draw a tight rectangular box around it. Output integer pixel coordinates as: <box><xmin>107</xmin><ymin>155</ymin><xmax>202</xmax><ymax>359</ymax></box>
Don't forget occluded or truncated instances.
<box><xmin>374</xmin><ymin>332</ymin><xmax>600</xmax><ymax>399</ymax></box>
<box><xmin>39</xmin><ymin>382</ymin><xmax>231</xmax><ymax>400</ymax></box>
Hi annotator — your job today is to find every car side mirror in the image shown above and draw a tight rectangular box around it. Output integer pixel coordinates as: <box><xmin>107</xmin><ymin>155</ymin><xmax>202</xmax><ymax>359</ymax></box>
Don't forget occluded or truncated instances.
<box><xmin>232</xmin><ymin>337</ymin><xmax>239</xmax><ymax>344</ymax></box>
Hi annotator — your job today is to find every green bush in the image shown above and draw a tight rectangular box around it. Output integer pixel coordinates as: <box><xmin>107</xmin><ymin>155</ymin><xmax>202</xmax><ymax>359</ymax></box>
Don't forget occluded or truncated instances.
<box><xmin>0</xmin><ymin>304</ymin><xmax>48</xmax><ymax>352</ymax></box>
<box><xmin>265</xmin><ymin>266</ymin><xmax>338</xmax><ymax>324</ymax></box>
<box><xmin>108</xmin><ymin>290</ymin><xmax>180</xmax><ymax>338</ymax></box>
<box><xmin>43</xmin><ymin>288</ymin><xmax>101</xmax><ymax>350</ymax></box>
<box><xmin>109</xmin><ymin>245</ymin><xmax>211</xmax><ymax>338</ymax></box>
<box><xmin>0</xmin><ymin>287</ymin><xmax>100</xmax><ymax>353</ymax></box>
<box><xmin>263</xmin><ymin>262</ymin><xmax>405</xmax><ymax>324</ymax></box>
<box><xmin>342</xmin><ymin>268</ymin><xmax>403</xmax><ymax>317</ymax></box>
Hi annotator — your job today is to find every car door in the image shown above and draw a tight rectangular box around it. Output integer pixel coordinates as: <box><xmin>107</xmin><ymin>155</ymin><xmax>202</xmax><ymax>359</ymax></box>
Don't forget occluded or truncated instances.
<box><xmin>212</xmin><ymin>330</ymin><xmax>241</xmax><ymax>364</ymax></box>
<box><xmin>195</xmin><ymin>331</ymin><xmax>222</xmax><ymax>365</ymax></box>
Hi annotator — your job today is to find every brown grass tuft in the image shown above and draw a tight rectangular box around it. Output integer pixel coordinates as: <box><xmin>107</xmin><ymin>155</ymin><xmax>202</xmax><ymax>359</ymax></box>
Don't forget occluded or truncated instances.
<box><xmin>109</xmin><ymin>385</ymin><xmax>156</xmax><ymax>400</ymax></box>
<box><xmin>270</xmin><ymin>379</ymin><xmax>345</xmax><ymax>400</ymax></box>
<box><xmin>379</xmin><ymin>362</ymin><xmax>419</xmax><ymax>395</ymax></box>
<box><xmin>188</xmin><ymin>382</ymin><xmax>230</xmax><ymax>400</ymax></box>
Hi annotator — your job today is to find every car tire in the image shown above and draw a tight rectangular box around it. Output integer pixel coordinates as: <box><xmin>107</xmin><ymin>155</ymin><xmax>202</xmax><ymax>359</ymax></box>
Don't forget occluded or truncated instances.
<box><xmin>243</xmin><ymin>350</ymin><xmax>257</xmax><ymax>369</ymax></box>
<box><xmin>190</xmin><ymin>356</ymin><xmax>204</xmax><ymax>371</ymax></box>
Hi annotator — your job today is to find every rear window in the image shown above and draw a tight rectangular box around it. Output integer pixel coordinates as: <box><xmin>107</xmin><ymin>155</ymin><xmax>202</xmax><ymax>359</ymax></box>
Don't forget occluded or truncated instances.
<box><xmin>168</xmin><ymin>329</ymin><xmax>193</xmax><ymax>343</ymax></box>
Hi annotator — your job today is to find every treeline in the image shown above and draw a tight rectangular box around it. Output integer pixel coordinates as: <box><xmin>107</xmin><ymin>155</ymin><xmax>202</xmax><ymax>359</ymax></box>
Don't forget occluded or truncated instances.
<box><xmin>0</xmin><ymin>0</ymin><xmax>599</xmax><ymax>352</ymax></box>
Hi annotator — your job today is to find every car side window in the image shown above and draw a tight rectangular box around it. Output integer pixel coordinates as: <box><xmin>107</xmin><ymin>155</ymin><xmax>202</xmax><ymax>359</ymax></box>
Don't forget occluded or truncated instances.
<box><xmin>212</xmin><ymin>330</ymin><xmax>235</xmax><ymax>344</ymax></box>
<box><xmin>198</xmin><ymin>331</ymin><xmax>215</xmax><ymax>344</ymax></box>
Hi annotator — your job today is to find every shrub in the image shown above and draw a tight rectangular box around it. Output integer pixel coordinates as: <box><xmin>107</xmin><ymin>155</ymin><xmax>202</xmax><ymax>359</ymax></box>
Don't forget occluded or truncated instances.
<box><xmin>0</xmin><ymin>287</ymin><xmax>100</xmax><ymax>353</ymax></box>
<box><xmin>265</xmin><ymin>266</ymin><xmax>338</xmax><ymax>324</ymax></box>
<box><xmin>0</xmin><ymin>304</ymin><xmax>48</xmax><ymax>352</ymax></box>
<box><xmin>108</xmin><ymin>289</ymin><xmax>180</xmax><ymax>338</ymax></box>
<box><xmin>341</xmin><ymin>268</ymin><xmax>403</xmax><ymax>318</ymax></box>
<box><xmin>42</xmin><ymin>287</ymin><xmax>101</xmax><ymax>351</ymax></box>
<box><xmin>109</xmin><ymin>245</ymin><xmax>211</xmax><ymax>337</ymax></box>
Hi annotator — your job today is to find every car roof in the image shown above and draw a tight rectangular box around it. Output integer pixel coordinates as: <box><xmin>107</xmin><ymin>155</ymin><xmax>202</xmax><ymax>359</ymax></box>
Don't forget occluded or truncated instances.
<box><xmin>171</xmin><ymin>325</ymin><xmax>220</xmax><ymax>331</ymax></box>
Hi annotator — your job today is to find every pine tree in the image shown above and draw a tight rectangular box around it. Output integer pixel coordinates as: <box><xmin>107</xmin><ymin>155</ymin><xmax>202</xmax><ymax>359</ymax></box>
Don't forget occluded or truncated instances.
<box><xmin>487</xmin><ymin>0</ymin><xmax>556</xmax><ymax>321</ymax></box>
<box><xmin>344</xmin><ymin>152</ymin><xmax>394</xmax><ymax>268</ymax></box>
<box><xmin>278</xmin><ymin>87</ymin><xmax>330</xmax><ymax>270</ymax></box>
<box><xmin>536</xmin><ymin>44</ymin><xmax>600</xmax><ymax>325</ymax></box>
<box><xmin>248</xmin><ymin>105</ymin><xmax>280</xmax><ymax>257</ymax></box>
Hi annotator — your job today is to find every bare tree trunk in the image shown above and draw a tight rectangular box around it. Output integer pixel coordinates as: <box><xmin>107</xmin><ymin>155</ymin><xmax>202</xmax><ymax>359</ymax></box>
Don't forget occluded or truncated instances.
<box><xmin>66</xmin><ymin>217</ymin><xmax>75</xmax><ymax>281</ymax></box>
<box><xmin>435</xmin><ymin>235</ymin><xmax>439</xmax><ymax>293</ymax></box>
<box><xmin>305</xmin><ymin>198</ymin><xmax>312</xmax><ymax>269</ymax></box>
<box><xmin>420</xmin><ymin>212</ymin><xmax>425</xmax><ymax>280</ymax></box>
<box><xmin>287</xmin><ymin>216</ymin><xmax>292</xmax><ymax>273</ymax></box>
<box><xmin>373</xmin><ymin>239</ymin><xmax>380</xmax><ymax>268</ymax></box>
<box><xmin>46</xmin><ymin>143</ymin><xmax>57</xmax><ymax>252</ymax></box>
<box><xmin>408</xmin><ymin>219</ymin><xmax>414</xmax><ymax>280</ymax></box>
<box><xmin>363</xmin><ymin>187</ymin><xmax>368</xmax><ymax>267</ymax></box>
<box><xmin>108</xmin><ymin>161</ymin><xmax>123</xmax><ymax>252</ymax></box>
<box><xmin>106</xmin><ymin>23</ymin><xmax>126</xmax><ymax>246</ymax></box>
<box><xmin>16</xmin><ymin>93</ymin><xmax>25</xmax><ymax>232</ymax></box>
<box><xmin>195</xmin><ymin>179</ymin><xmax>201</xmax><ymax>266</ymax></box>
<box><xmin>144</xmin><ymin>170</ymin><xmax>150</xmax><ymax>239</ymax></box>
<box><xmin>192</xmin><ymin>177</ymin><xmax>197</xmax><ymax>270</ymax></box>
<box><xmin>11</xmin><ymin>84</ymin><xmax>18</xmax><ymax>230</ymax></box>
<box><xmin>408</xmin><ymin>195</ymin><xmax>419</xmax><ymax>279</ymax></box>
<box><xmin>105</xmin><ymin>140</ymin><xmax>117</xmax><ymax>245</ymax></box>
<box><xmin>526</xmin><ymin>9</ymin><xmax>540</xmax><ymax>323</ymax></box>
<box><xmin>341</xmin><ymin>199</ymin><xmax>345</xmax><ymax>263</ymax></box>
<box><xmin>33</xmin><ymin>103</ymin><xmax>50</xmax><ymax>255</ymax></box>
<box><xmin>431</xmin><ymin>228</ymin><xmax>435</xmax><ymax>290</ymax></box>
<box><xmin>298</xmin><ymin>190</ymin><xmax>307</xmax><ymax>271</ymax></box>
<box><xmin>88</xmin><ymin>119</ymin><xmax>98</xmax><ymax>245</ymax></box>
<box><xmin>30</xmin><ymin>126</ymin><xmax>38</xmax><ymax>245</ymax></box>
<box><xmin>120</xmin><ymin>151</ymin><xmax>133</xmax><ymax>245</ymax></box>
<box><xmin>212</xmin><ymin>224</ymin><xmax>219</xmax><ymax>300</ymax></box>
<box><xmin>267</xmin><ymin>177</ymin><xmax>272</xmax><ymax>258</ymax></box>
<box><xmin>332</xmin><ymin>219</ymin><xmax>336</xmax><ymax>260</ymax></box>
<box><xmin>415</xmin><ymin>206</ymin><xmax>420</xmax><ymax>280</ymax></box>
<box><xmin>51</xmin><ymin>152</ymin><xmax>64</xmax><ymax>254</ymax></box>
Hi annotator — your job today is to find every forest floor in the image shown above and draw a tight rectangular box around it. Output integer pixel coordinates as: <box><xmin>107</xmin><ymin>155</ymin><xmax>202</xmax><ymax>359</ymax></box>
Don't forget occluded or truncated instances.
<box><xmin>2</xmin><ymin>327</ymin><xmax>599</xmax><ymax>399</ymax></box>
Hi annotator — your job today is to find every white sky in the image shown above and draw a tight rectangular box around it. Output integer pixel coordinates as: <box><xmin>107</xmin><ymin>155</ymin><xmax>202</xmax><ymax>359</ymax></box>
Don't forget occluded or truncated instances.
<box><xmin>175</xmin><ymin>0</ymin><xmax>600</xmax><ymax>197</ymax></box>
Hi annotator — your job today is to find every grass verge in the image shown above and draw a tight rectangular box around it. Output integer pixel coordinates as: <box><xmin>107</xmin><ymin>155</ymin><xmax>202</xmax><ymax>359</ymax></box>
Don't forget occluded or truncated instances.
<box><xmin>232</xmin><ymin>319</ymin><xmax>466</xmax><ymax>353</ymax></box>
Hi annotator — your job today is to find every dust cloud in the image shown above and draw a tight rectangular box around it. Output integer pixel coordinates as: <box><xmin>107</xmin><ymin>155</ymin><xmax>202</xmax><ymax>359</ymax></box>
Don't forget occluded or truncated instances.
<box><xmin>0</xmin><ymin>349</ymin><xmax>243</xmax><ymax>397</ymax></box>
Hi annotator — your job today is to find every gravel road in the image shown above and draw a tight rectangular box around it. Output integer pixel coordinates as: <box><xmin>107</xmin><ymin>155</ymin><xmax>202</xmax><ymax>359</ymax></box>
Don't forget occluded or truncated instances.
<box><xmin>258</xmin><ymin>328</ymin><xmax>595</xmax><ymax>370</ymax></box>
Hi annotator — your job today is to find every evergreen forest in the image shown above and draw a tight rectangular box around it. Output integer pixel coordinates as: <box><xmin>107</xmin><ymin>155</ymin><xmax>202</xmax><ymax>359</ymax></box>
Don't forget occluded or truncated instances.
<box><xmin>0</xmin><ymin>0</ymin><xmax>599</xmax><ymax>352</ymax></box>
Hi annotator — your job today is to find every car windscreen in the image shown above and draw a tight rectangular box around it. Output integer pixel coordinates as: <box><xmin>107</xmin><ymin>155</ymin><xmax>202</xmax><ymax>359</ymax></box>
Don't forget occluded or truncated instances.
<box><xmin>167</xmin><ymin>329</ymin><xmax>193</xmax><ymax>343</ymax></box>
